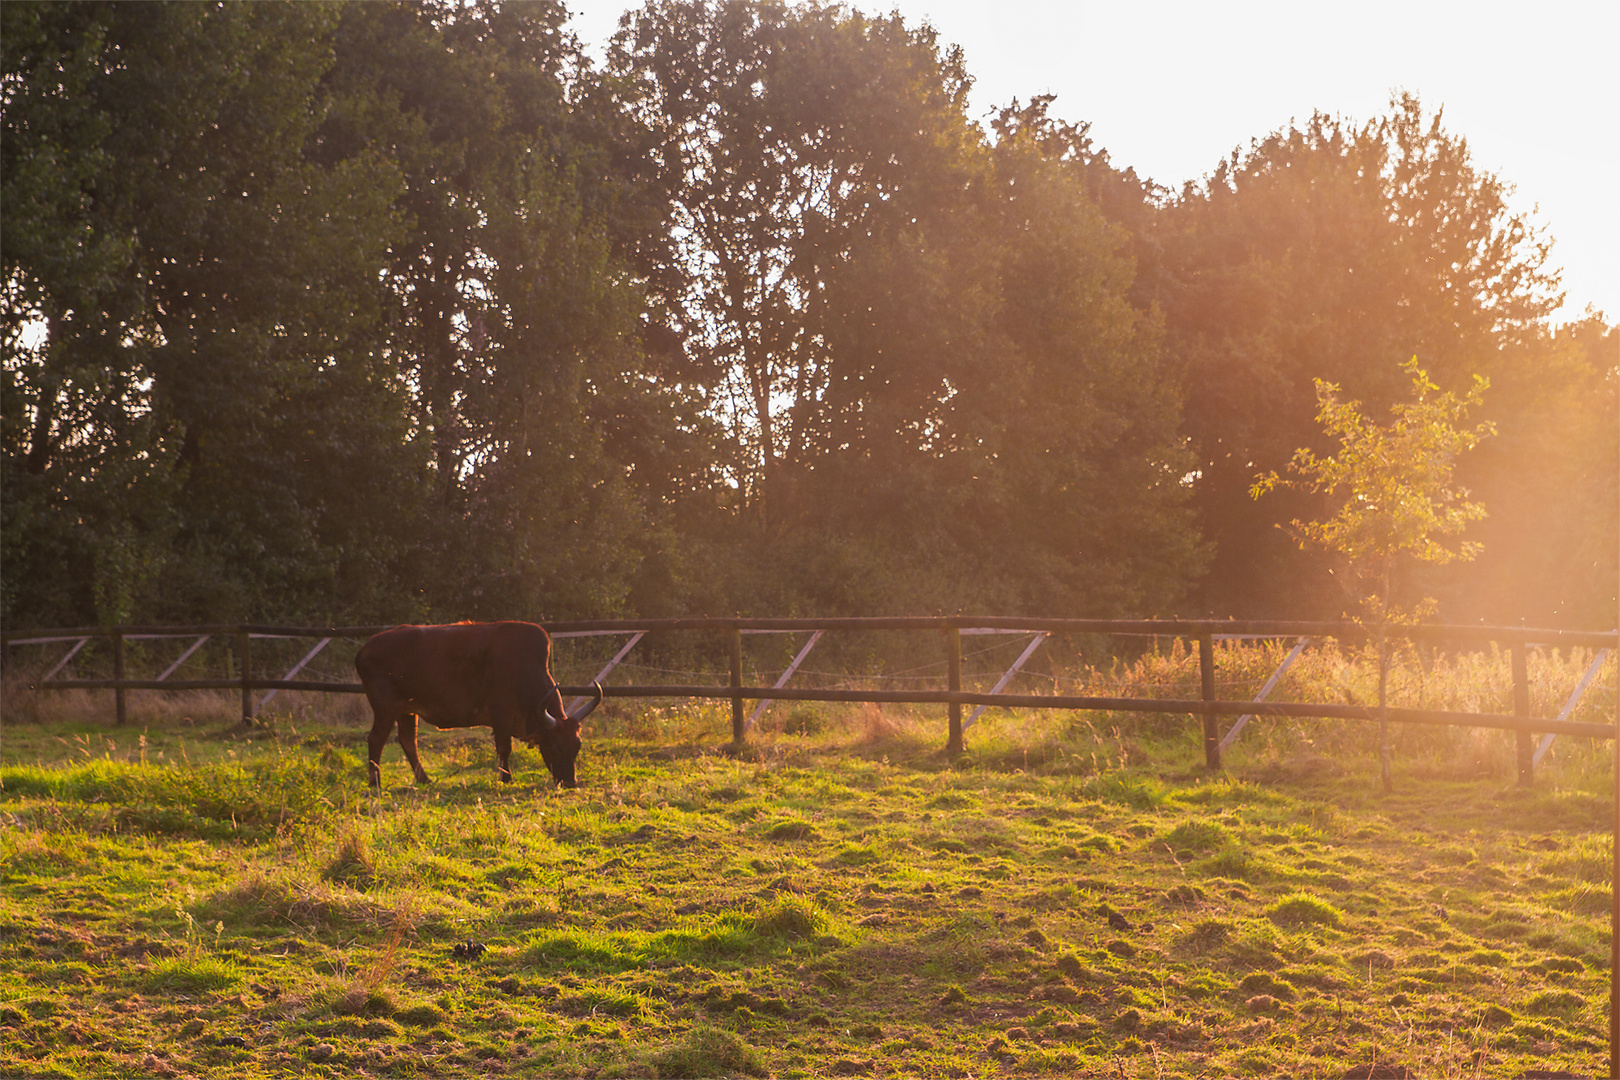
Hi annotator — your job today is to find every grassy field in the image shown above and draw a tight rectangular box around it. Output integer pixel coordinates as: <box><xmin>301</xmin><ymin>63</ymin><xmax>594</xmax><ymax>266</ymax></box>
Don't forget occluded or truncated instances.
<box><xmin>1</xmin><ymin>641</ymin><xmax>1615</xmax><ymax>1078</ymax></box>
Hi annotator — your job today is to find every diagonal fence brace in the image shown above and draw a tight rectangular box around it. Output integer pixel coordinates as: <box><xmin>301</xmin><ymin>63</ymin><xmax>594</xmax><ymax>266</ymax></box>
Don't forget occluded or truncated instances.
<box><xmin>749</xmin><ymin>629</ymin><xmax>825</xmax><ymax>728</ymax></box>
<box><xmin>569</xmin><ymin>631</ymin><xmax>644</xmax><ymax>714</ymax></box>
<box><xmin>41</xmin><ymin>638</ymin><xmax>90</xmax><ymax>683</ymax></box>
<box><xmin>1218</xmin><ymin>636</ymin><xmax>1309</xmax><ymax>753</ymax></box>
<box><xmin>256</xmin><ymin>637</ymin><xmax>332</xmax><ymax>711</ymax></box>
<box><xmin>1533</xmin><ymin>647</ymin><xmax>1612</xmax><ymax>768</ymax></box>
<box><xmin>963</xmin><ymin>632</ymin><xmax>1050</xmax><ymax>732</ymax></box>
<box><xmin>157</xmin><ymin>636</ymin><xmax>211</xmax><ymax>682</ymax></box>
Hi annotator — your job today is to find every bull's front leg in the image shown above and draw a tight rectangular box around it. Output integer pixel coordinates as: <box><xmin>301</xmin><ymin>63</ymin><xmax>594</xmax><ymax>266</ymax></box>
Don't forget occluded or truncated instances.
<box><xmin>495</xmin><ymin>730</ymin><xmax>514</xmax><ymax>783</ymax></box>
<box><xmin>397</xmin><ymin>714</ymin><xmax>431</xmax><ymax>784</ymax></box>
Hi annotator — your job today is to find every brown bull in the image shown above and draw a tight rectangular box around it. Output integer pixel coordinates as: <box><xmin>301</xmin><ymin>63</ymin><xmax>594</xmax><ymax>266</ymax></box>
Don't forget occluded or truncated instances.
<box><xmin>354</xmin><ymin>621</ymin><xmax>602</xmax><ymax>790</ymax></box>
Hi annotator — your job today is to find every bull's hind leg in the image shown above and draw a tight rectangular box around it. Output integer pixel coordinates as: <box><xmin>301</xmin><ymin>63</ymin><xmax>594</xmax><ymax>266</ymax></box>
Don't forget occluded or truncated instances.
<box><xmin>494</xmin><ymin>729</ymin><xmax>514</xmax><ymax>784</ymax></box>
<box><xmin>366</xmin><ymin>708</ymin><xmax>399</xmax><ymax>791</ymax></box>
<box><xmin>397</xmin><ymin>713</ymin><xmax>431</xmax><ymax>784</ymax></box>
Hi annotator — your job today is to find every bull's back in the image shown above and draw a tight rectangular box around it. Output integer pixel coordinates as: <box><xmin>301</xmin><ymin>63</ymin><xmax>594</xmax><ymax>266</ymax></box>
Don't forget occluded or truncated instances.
<box><xmin>356</xmin><ymin>622</ymin><xmax>552</xmax><ymax>726</ymax></box>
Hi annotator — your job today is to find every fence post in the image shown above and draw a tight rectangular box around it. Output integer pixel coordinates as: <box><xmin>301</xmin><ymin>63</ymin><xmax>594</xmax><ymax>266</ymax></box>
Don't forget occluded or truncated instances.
<box><xmin>946</xmin><ymin>626</ymin><xmax>963</xmax><ymax>757</ymax></box>
<box><xmin>1378</xmin><ymin>630</ymin><xmax>1392</xmax><ymax>793</ymax></box>
<box><xmin>1199</xmin><ymin>634</ymin><xmax>1219</xmax><ymax>770</ymax></box>
<box><xmin>728</xmin><ymin>626</ymin><xmax>744</xmax><ymax>747</ymax></box>
<box><xmin>1512</xmin><ymin>641</ymin><xmax>1532</xmax><ymax>787</ymax></box>
<box><xmin>113</xmin><ymin>630</ymin><xmax>127</xmax><ymax>727</ymax></box>
<box><xmin>237</xmin><ymin>630</ymin><xmax>253</xmax><ymax>725</ymax></box>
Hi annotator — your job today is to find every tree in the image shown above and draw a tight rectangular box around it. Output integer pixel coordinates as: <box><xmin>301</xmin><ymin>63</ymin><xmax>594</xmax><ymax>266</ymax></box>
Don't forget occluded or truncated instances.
<box><xmin>317</xmin><ymin>0</ymin><xmax>697</xmax><ymax>620</ymax></box>
<box><xmin>2</xmin><ymin>1</ymin><xmax>704</xmax><ymax>627</ymax></box>
<box><xmin>1161</xmin><ymin>95</ymin><xmax>1559</xmax><ymax>618</ymax></box>
<box><xmin>799</xmin><ymin>94</ymin><xmax>1202</xmax><ymax>617</ymax></box>
<box><xmin>1449</xmin><ymin>315</ymin><xmax>1618</xmax><ymax>627</ymax></box>
<box><xmin>960</xmin><ymin>97</ymin><xmax>1201</xmax><ymax>615</ymax></box>
<box><xmin>610</xmin><ymin>2</ymin><xmax>1205</xmax><ymax>618</ymax></box>
<box><xmin>610</xmin><ymin>0</ymin><xmax>981</xmax><ymax>534</ymax></box>
<box><xmin>3</xmin><ymin>1</ymin><xmax>416</xmax><ymax>625</ymax></box>
<box><xmin>1252</xmin><ymin>357</ymin><xmax>1494</xmax><ymax>787</ymax></box>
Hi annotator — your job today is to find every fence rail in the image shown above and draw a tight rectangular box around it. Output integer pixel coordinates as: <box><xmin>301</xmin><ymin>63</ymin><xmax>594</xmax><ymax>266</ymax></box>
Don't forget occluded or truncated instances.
<box><xmin>6</xmin><ymin>618</ymin><xmax>1617</xmax><ymax>783</ymax></box>
<box><xmin>7</xmin><ymin>617</ymin><xmax>1618</xmax><ymax>647</ymax></box>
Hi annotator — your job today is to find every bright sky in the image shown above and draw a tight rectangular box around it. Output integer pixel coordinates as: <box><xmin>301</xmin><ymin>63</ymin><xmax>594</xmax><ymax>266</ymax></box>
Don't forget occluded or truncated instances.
<box><xmin>564</xmin><ymin>0</ymin><xmax>1617</xmax><ymax>326</ymax></box>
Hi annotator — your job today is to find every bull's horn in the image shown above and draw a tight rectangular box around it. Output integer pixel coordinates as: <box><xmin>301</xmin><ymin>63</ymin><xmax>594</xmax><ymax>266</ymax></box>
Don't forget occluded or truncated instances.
<box><xmin>567</xmin><ymin>681</ymin><xmax>604</xmax><ymax>724</ymax></box>
<box><xmin>541</xmin><ymin>685</ymin><xmax>566</xmax><ymax>726</ymax></box>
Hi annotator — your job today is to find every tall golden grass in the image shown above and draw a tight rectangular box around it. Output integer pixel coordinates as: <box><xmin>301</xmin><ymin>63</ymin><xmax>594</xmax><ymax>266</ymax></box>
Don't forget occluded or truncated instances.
<box><xmin>4</xmin><ymin>638</ymin><xmax>1612</xmax><ymax>785</ymax></box>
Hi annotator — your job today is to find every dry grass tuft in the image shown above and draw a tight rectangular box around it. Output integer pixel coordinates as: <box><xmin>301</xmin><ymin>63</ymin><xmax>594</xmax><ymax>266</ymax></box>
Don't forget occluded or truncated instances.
<box><xmin>856</xmin><ymin>701</ymin><xmax>903</xmax><ymax>743</ymax></box>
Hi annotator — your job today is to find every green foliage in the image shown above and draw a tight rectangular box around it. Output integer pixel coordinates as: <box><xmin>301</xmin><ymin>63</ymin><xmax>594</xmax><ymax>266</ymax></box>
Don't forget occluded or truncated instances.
<box><xmin>1253</xmin><ymin>358</ymin><xmax>1494</xmax><ymax>611</ymax></box>
<box><xmin>3</xmin><ymin>6</ymin><xmax>1609</xmax><ymax>631</ymax></box>
<box><xmin>612</xmin><ymin>0</ymin><xmax>982</xmax><ymax>515</ymax></box>
<box><xmin>2</xmin><ymin>1</ymin><xmax>416</xmax><ymax>625</ymax></box>
<box><xmin>1162</xmin><ymin>95</ymin><xmax>1567</xmax><ymax>620</ymax></box>
<box><xmin>321</xmin><ymin>1</ymin><xmax>679</xmax><ymax>621</ymax></box>
<box><xmin>611</xmin><ymin>1</ymin><xmax>1201</xmax><ymax>617</ymax></box>
<box><xmin>1252</xmin><ymin>356</ymin><xmax>1496</xmax><ymax>787</ymax></box>
<box><xmin>1459</xmin><ymin>318</ymin><xmax>1619</xmax><ymax>626</ymax></box>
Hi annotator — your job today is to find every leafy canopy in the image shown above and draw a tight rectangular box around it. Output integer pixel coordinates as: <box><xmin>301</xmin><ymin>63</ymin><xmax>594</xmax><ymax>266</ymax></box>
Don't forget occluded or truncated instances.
<box><xmin>1252</xmin><ymin>358</ymin><xmax>1494</xmax><ymax>616</ymax></box>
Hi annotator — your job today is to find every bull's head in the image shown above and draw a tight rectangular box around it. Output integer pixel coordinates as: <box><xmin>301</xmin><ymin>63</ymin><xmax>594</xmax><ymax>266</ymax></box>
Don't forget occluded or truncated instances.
<box><xmin>532</xmin><ymin>681</ymin><xmax>602</xmax><ymax>788</ymax></box>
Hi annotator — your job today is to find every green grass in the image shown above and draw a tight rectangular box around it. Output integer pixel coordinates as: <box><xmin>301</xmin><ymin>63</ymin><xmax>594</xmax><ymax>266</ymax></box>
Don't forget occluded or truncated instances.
<box><xmin>0</xmin><ymin>642</ymin><xmax>1615</xmax><ymax>1077</ymax></box>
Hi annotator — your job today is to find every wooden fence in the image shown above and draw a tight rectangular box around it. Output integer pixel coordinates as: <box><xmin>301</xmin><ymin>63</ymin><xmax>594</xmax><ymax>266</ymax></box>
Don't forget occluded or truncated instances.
<box><xmin>4</xmin><ymin>617</ymin><xmax>1617</xmax><ymax>784</ymax></box>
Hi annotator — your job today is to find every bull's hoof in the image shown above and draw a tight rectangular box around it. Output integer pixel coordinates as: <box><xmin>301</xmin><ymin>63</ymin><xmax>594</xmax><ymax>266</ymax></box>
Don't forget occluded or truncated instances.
<box><xmin>452</xmin><ymin>941</ymin><xmax>486</xmax><ymax>959</ymax></box>
<box><xmin>413</xmin><ymin>774</ymin><xmax>432</xmax><ymax>785</ymax></box>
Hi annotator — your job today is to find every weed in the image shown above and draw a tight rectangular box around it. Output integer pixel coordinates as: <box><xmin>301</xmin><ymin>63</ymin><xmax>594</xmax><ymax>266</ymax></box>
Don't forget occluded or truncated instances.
<box><xmin>322</xmin><ymin>825</ymin><xmax>376</xmax><ymax>890</ymax></box>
